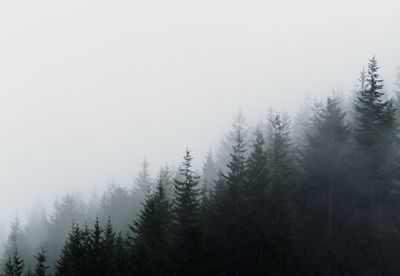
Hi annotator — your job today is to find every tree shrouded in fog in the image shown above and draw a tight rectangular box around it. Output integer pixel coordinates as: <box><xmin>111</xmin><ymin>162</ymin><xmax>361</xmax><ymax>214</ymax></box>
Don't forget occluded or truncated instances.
<box><xmin>33</xmin><ymin>247</ymin><xmax>49</xmax><ymax>276</ymax></box>
<box><xmin>171</xmin><ymin>149</ymin><xmax>202</xmax><ymax>275</ymax></box>
<box><xmin>4</xmin><ymin>56</ymin><xmax>400</xmax><ymax>275</ymax></box>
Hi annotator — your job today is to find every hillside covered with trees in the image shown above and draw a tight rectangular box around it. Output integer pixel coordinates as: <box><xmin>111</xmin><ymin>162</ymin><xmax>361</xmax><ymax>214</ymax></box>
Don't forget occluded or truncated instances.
<box><xmin>3</xmin><ymin>57</ymin><xmax>400</xmax><ymax>275</ymax></box>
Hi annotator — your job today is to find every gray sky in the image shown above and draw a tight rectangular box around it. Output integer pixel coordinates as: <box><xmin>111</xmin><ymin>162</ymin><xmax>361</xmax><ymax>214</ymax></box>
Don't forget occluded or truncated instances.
<box><xmin>0</xmin><ymin>0</ymin><xmax>399</xmax><ymax>224</ymax></box>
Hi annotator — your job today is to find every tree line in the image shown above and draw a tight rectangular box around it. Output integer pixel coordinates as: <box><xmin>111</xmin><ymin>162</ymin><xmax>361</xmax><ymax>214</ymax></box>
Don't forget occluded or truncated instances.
<box><xmin>3</xmin><ymin>56</ymin><xmax>400</xmax><ymax>275</ymax></box>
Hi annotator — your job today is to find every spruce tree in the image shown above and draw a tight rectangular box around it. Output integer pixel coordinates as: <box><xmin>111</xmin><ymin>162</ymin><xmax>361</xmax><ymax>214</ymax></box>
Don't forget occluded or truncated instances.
<box><xmin>88</xmin><ymin>217</ymin><xmax>103</xmax><ymax>275</ymax></box>
<box><xmin>299</xmin><ymin>95</ymin><xmax>352</xmax><ymax>274</ymax></box>
<box><xmin>4</xmin><ymin>255</ymin><xmax>14</xmax><ymax>276</ymax></box>
<box><xmin>354</xmin><ymin>56</ymin><xmax>395</xmax><ymax>146</ymax></box>
<box><xmin>264</xmin><ymin>111</ymin><xmax>295</xmax><ymax>274</ymax></box>
<box><xmin>212</xmin><ymin>112</ymin><xmax>248</xmax><ymax>276</ymax></box>
<box><xmin>241</xmin><ymin>127</ymin><xmax>269</xmax><ymax>273</ymax></box>
<box><xmin>200</xmin><ymin>150</ymin><xmax>218</xmax><ymax>193</ymax></box>
<box><xmin>353</xmin><ymin>57</ymin><xmax>399</xmax><ymax>274</ymax></box>
<box><xmin>114</xmin><ymin>233</ymin><xmax>129</xmax><ymax>275</ymax></box>
<box><xmin>101</xmin><ymin>217</ymin><xmax>117</xmax><ymax>275</ymax></box>
<box><xmin>129</xmin><ymin>179</ymin><xmax>173</xmax><ymax>275</ymax></box>
<box><xmin>134</xmin><ymin>159</ymin><xmax>153</xmax><ymax>197</ymax></box>
<box><xmin>172</xmin><ymin>149</ymin><xmax>201</xmax><ymax>275</ymax></box>
<box><xmin>7</xmin><ymin>249</ymin><xmax>25</xmax><ymax>276</ymax></box>
<box><xmin>55</xmin><ymin>223</ymin><xmax>86</xmax><ymax>276</ymax></box>
<box><xmin>33</xmin><ymin>247</ymin><xmax>48</xmax><ymax>276</ymax></box>
<box><xmin>157</xmin><ymin>165</ymin><xmax>175</xmax><ymax>200</ymax></box>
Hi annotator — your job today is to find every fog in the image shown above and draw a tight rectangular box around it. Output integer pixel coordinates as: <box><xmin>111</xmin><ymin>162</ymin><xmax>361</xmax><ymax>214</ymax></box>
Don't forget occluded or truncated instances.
<box><xmin>0</xmin><ymin>0</ymin><xmax>399</xmax><ymax>236</ymax></box>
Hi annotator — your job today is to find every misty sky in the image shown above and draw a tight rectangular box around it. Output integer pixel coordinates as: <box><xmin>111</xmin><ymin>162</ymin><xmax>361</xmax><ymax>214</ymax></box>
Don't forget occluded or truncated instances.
<box><xmin>0</xmin><ymin>0</ymin><xmax>399</xmax><ymax>224</ymax></box>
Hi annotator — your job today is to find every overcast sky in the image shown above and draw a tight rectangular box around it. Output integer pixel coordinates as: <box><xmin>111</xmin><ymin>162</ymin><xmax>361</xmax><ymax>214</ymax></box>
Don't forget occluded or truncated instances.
<box><xmin>0</xmin><ymin>0</ymin><xmax>399</xmax><ymax>224</ymax></box>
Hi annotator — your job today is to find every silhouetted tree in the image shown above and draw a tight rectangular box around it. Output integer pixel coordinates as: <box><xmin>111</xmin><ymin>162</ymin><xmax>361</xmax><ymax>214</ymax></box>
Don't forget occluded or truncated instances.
<box><xmin>172</xmin><ymin>149</ymin><xmax>202</xmax><ymax>275</ymax></box>
<box><xmin>33</xmin><ymin>247</ymin><xmax>48</xmax><ymax>276</ymax></box>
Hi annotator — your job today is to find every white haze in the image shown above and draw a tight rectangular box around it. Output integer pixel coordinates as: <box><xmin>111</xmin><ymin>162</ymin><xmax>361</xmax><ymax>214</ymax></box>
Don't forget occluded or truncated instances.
<box><xmin>0</xmin><ymin>0</ymin><xmax>399</xmax><ymax>227</ymax></box>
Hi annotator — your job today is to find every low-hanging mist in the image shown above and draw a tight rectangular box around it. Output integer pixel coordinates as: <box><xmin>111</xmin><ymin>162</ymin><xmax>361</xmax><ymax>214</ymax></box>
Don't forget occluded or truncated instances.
<box><xmin>4</xmin><ymin>57</ymin><xmax>400</xmax><ymax>275</ymax></box>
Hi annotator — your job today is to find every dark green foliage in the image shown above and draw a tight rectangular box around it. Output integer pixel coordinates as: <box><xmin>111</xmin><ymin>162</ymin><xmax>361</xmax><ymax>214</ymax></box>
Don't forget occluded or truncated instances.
<box><xmin>264</xmin><ymin>112</ymin><xmax>296</xmax><ymax>274</ymax></box>
<box><xmin>241</xmin><ymin>128</ymin><xmax>269</xmax><ymax>274</ymax></box>
<box><xmin>352</xmin><ymin>56</ymin><xmax>400</xmax><ymax>274</ymax></box>
<box><xmin>4</xmin><ymin>256</ymin><xmax>14</xmax><ymax>276</ymax></box>
<box><xmin>4</xmin><ymin>249</ymin><xmax>25</xmax><ymax>276</ymax></box>
<box><xmin>33</xmin><ymin>247</ymin><xmax>48</xmax><ymax>276</ymax></box>
<box><xmin>55</xmin><ymin>223</ymin><xmax>89</xmax><ymax>276</ymax></box>
<box><xmin>129</xmin><ymin>179</ymin><xmax>174</xmax><ymax>275</ymax></box>
<box><xmin>172</xmin><ymin>149</ymin><xmax>202</xmax><ymax>275</ymax></box>
<box><xmin>101</xmin><ymin>217</ymin><xmax>118</xmax><ymax>275</ymax></box>
<box><xmin>354</xmin><ymin>56</ymin><xmax>395</xmax><ymax>146</ymax></box>
<box><xmin>298</xmin><ymin>95</ymin><xmax>352</xmax><ymax>274</ymax></box>
<box><xmin>212</xmin><ymin>114</ymin><xmax>249</xmax><ymax>275</ymax></box>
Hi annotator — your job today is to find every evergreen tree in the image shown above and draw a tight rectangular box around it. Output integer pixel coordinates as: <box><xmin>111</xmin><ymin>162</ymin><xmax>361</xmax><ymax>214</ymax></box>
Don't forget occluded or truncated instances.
<box><xmin>354</xmin><ymin>56</ymin><xmax>395</xmax><ymax>146</ymax></box>
<box><xmin>33</xmin><ymin>247</ymin><xmax>48</xmax><ymax>276</ymax></box>
<box><xmin>10</xmin><ymin>249</ymin><xmax>25</xmax><ymax>276</ymax></box>
<box><xmin>4</xmin><ymin>256</ymin><xmax>14</xmax><ymax>276</ymax></box>
<box><xmin>129</xmin><ymin>179</ymin><xmax>173</xmax><ymax>275</ymax></box>
<box><xmin>88</xmin><ymin>217</ymin><xmax>103</xmax><ymax>275</ymax></box>
<box><xmin>55</xmin><ymin>224</ymin><xmax>87</xmax><ymax>276</ymax></box>
<box><xmin>157</xmin><ymin>164</ymin><xmax>175</xmax><ymax>200</ymax></box>
<box><xmin>100</xmin><ymin>182</ymin><xmax>133</xmax><ymax>234</ymax></box>
<box><xmin>264</xmin><ymin>111</ymin><xmax>295</xmax><ymax>274</ymax></box>
<box><xmin>3</xmin><ymin>217</ymin><xmax>27</xmax><ymax>272</ymax></box>
<box><xmin>114</xmin><ymin>233</ymin><xmax>129</xmax><ymax>275</ymax></box>
<box><xmin>241</xmin><ymin>127</ymin><xmax>269</xmax><ymax>274</ymax></box>
<box><xmin>212</xmin><ymin>112</ymin><xmax>248</xmax><ymax>275</ymax></box>
<box><xmin>353</xmin><ymin>56</ymin><xmax>399</xmax><ymax>274</ymax></box>
<box><xmin>134</xmin><ymin>159</ymin><xmax>153</xmax><ymax>197</ymax></box>
<box><xmin>46</xmin><ymin>194</ymin><xmax>86</xmax><ymax>272</ymax></box>
<box><xmin>200</xmin><ymin>150</ymin><xmax>218</xmax><ymax>193</ymax></box>
<box><xmin>101</xmin><ymin>217</ymin><xmax>117</xmax><ymax>275</ymax></box>
<box><xmin>299</xmin><ymin>96</ymin><xmax>352</xmax><ymax>274</ymax></box>
<box><xmin>172</xmin><ymin>149</ymin><xmax>202</xmax><ymax>275</ymax></box>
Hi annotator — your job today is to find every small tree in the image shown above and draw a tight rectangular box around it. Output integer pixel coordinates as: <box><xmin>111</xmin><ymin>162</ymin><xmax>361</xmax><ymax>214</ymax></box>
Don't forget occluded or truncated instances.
<box><xmin>33</xmin><ymin>247</ymin><xmax>48</xmax><ymax>276</ymax></box>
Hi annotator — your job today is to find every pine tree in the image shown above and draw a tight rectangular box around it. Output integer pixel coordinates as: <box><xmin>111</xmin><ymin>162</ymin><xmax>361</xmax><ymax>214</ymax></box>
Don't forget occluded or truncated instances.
<box><xmin>240</xmin><ymin>127</ymin><xmax>269</xmax><ymax>273</ymax></box>
<box><xmin>101</xmin><ymin>217</ymin><xmax>117</xmax><ymax>275</ymax></box>
<box><xmin>4</xmin><ymin>249</ymin><xmax>25</xmax><ymax>276</ymax></box>
<box><xmin>135</xmin><ymin>159</ymin><xmax>153</xmax><ymax>196</ymax></box>
<box><xmin>292</xmin><ymin>95</ymin><xmax>312</xmax><ymax>147</ymax></box>
<box><xmin>353</xmin><ymin>57</ymin><xmax>399</xmax><ymax>274</ymax></box>
<box><xmin>100</xmin><ymin>182</ymin><xmax>132</xmax><ymax>234</ymax></box>
<box><xmin>215</xmin><ymin>111</ymin><xmax>249</xmax><ymax>174</ymax></box>
<box><xmin>88</xmin><ymin>217</ymin><xmax>103</xmax><ymax>275</ymax></box>
<box><xmin>264</xmin><ymin>111</ymin><xmax>295</xmax><ymax>274</ymax></box>
<box><xmin>299</xmin><ymin>95</ymin><xmax>352</xmax><ymax>274</ymax></box>
<box><xmin>245</xmin><ymin>128</ymin><xmax>268</xmax><ymax>197</ymax></box>
<box><xmin>33</xmin><ymin>247</ymin><xmax>48</xmax><ymax>276</ymax></box>
<box><xmin>172</xmin><ymin>149</ymin><xmax>201</xmax><ymax>275</ymax></box>
<box><xmin>4</xmin><ymin>255</ymin><xmax>14</xmax><ymax>275</ymax></box>
<box><xmin>200</xmin><ymin>150</ymin><xmax>218</xmax><ymax>193</ymax></box>
<box><xmin>354</xmin><ymin>56</ymin><xmax>395</xmax><ymax>146</ymax></box>
<box><xmin>3</xmin><ymin>217</ymin><xmax>27</xmax><ymax>274</ymax></box>
<box><xmin>129</xmin><ymin>179</ymin><xmax>173</xmax><ymax>275</ymax></box>
<box><xmin>114</xmin><ymin>233</ymin><xmax>129</xmax><ymax>275</ymax></box>
<box><xmin>212</xmin><ymin>112</ymin><xmax>248</xmax><ymax>276</ymax></box>
<box><xmin>46</xmin><ymin>194</ymin><xmax>86</xmax><ymax>272</ymax></box>
<box><xmin>157</xmin><ymin>164</ymin><xmax>175</xmax><ymax>200</ymax></box>
<box><xmin>55</xmin><ymin>223</ymin><xmax>86</xmax><ymax>276</ymax></box>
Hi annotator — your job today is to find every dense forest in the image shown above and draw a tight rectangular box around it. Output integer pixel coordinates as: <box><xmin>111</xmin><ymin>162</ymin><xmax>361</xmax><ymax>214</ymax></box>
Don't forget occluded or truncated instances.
<box><xmin>3</xmin><ymin>56</ymin><xmax>400</xmax><ymax>275</ymax></box>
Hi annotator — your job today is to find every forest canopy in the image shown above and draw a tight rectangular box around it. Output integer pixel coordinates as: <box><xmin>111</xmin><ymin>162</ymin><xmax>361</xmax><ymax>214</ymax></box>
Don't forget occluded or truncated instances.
<box><xmin>3</xmin><ymin>57</ymin><xmax>400</xmax><ymax>275</ymax></box>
